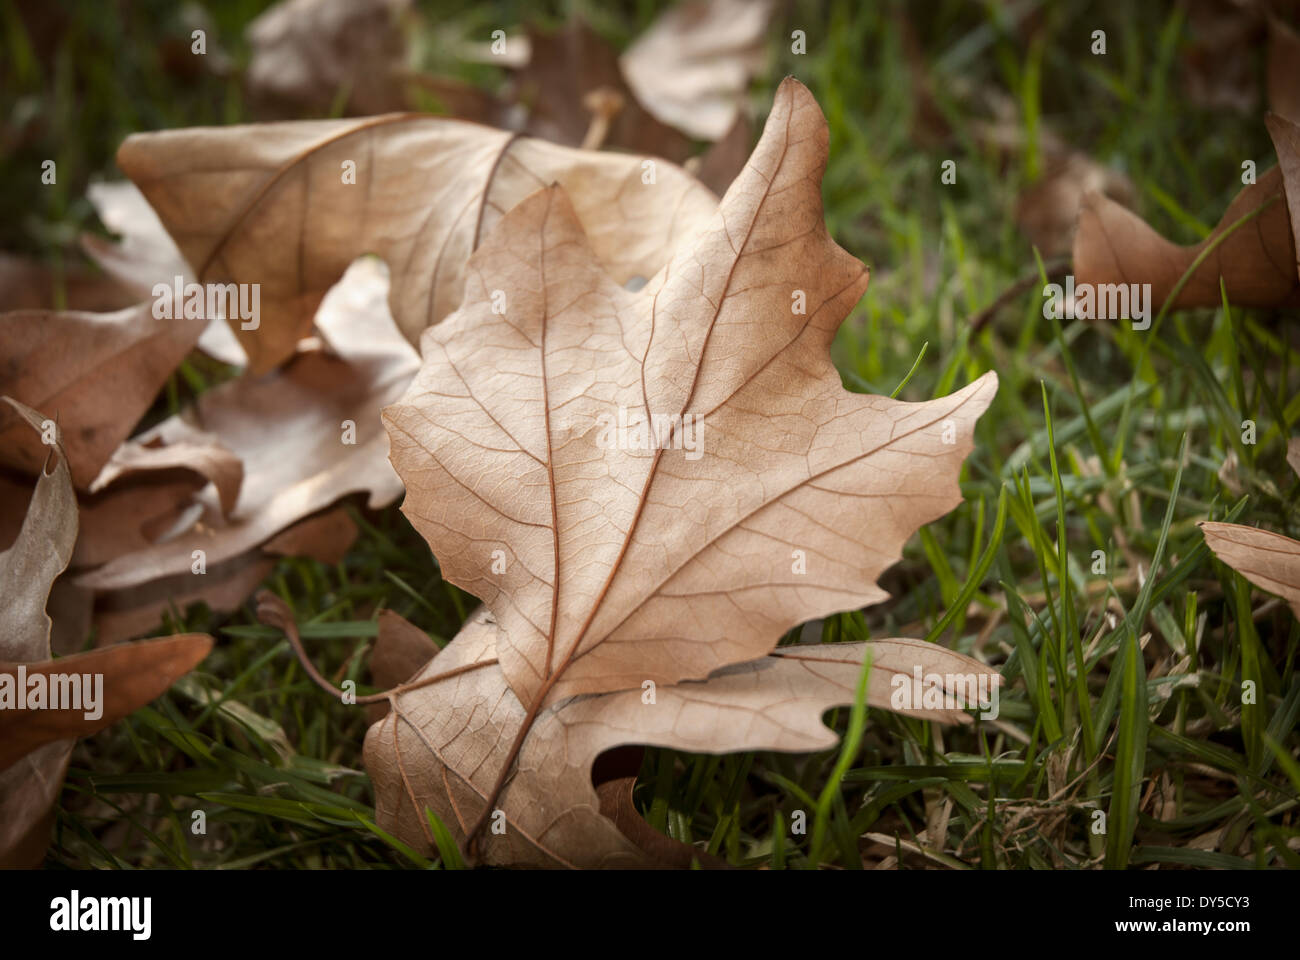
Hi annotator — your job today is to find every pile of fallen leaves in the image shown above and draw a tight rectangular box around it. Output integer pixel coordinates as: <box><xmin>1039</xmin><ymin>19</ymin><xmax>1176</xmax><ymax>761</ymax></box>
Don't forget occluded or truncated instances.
<box><xmin>5</xmin><ymin>0</ymin><xmax>1299</xmax><ymax>871</ymax></box>
<box><xmin>1</xmin><ymin>0</ymin><xmax>1007</xmax><ymax>869</ymax></box>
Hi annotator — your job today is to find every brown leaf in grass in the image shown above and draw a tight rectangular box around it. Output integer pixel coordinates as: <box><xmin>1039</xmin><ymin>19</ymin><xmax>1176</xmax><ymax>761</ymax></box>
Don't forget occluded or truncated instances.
<box><xmin>0</xmin><ymin>398</ymin><xmax>211</xmax><ymax>866</ymax></box>
<box><xmin>620</xmin><ymin>0</ymin><xmax>774</xmax><ymax>142</ymax></box>
<box><xmin>0</xmin><ymin>303</ymin><xmax>207</xmax><ymax>487</ymax></box>
<box><xmin>365</xmin><ymin>79</ymin><xmax>999</xmax><ymax>866</ymax></box>
<box><xmin>76</xmin><ymin>258</ymin><xmax>418</xmax><ymax>592</ymax></box>
<box><xmin>116</xmin><ymin>110</ymin><xmax>716</xmax><ymax>373</ymax></box>
<box><xmin>1200</xmin><ymin>521</ymin><xmax>1300</xmax><ymax>621</ymax></box>
<box><xmin>1287</xmin><ymin>437</ymin><xmax>1300</xmax><ymax>478</ymax></box>
<box><xmin>245</xmin><ymin>0</ymin><xmax>412</xmax><ymax>117</ymax></box>
<box><xmin>1016</xmin><ymin>151</ymin><xmax>1135</xmax><ymax>258</ymax></box>
<box><xmin>1072</xmin><ymin>164</ymin><xmax>1297</xmax><ymax>312</ymax></box>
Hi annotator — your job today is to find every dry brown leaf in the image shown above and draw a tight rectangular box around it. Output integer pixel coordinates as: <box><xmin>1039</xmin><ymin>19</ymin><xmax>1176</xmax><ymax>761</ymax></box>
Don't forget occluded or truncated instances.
<box><xmin>117</xmin><ymin>112</ymin><xmax>717</xmax><ymax>373</ymax></box>
<box><xmin>262</xmin><ymin>505</ymin><xmax>358</xmax><ymax>564</ymax></box>
<box><xmin>0</xmin><ymin>634</ymin><xmax>214</xmax><ymax>769</ymax></box>
<box><xmin>620</xmin><ymin>0</ymin><xmax>773</xmax><ymax>141</ymax></box>
<box><xmin>0</xmin><ymin>302</ymin><xmax>207</xmax><ymax>488</ymax></box>
<box><xmin>245</xmin><ymin>0</ymin><xmax>412</xmax><ymax>116</ymax></box>
<box><xmin>0</xmin><ymin>253</ymin><xmax>135</xmax><ymax>314</ymax></box>
<box><xmin>1072</xmin><ymin>164</ymin><xmax>1297</xmax><ymax>311</ymax></box>
<box><xmin>0</xmin><ymin>397</ymin><xmax>212</xmax><ymax>865</ymax></box>
<box><xmin>1288</xmin><ymin>436</ymin><xmax>1300</xmax><ymax>477</ymax></box>
<box><xmin>364</xmin><ymin>608</ymin><xmax>437</xmax><ymax>723</ymax></box>
<box><xmin>1200</xmin><ymin>521</ymin><xmax>1300</xmax><ymax>621</ymax></box>
<box><xmin>76</xmin><ymin>258</ymin><xmax>417</xmax><ymax>592</ymax></box>
<box><xmin>366</xmin><ymin>79</ymin><xmax>999</xmax><ymax>866</ymax></box>
<box><xmin>1016</xmin><ymin>151</ymin><xmax>1135</xmax><ymax>257</ymax></box>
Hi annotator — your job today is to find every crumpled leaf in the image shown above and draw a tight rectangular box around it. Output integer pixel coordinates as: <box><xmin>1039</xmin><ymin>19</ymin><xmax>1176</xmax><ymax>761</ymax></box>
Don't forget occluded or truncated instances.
<box><xmin>116</xmin><ymin>113</ymin><xmax>717</xmax><ymax>372</ymax></box>
<box><xmin>620</xmin><ymin>0</ymin><xmax>774</xmax><ymax>141</ymax></box>
<box><xmin>0</xmin><ymin>302</ymin><xmax>206</xmax><ymax>487</ymax></box>
<box><xmin>1073</xmin><ymin>114</ymin><xmax>1300</xmax><ymax>311</ymax></box>
<box><xmin>0</xmin><ymin>397</ymin><xmax>212</xmax><ymax>866</ymax></box>
<box><xmin>77</xmin><ymin>257</ymin><xmax>418</xmax><ymax>592</ymax></box>
<box><xmin>367</xmin><ymin>78</ymin><xmax>999</xmax><ymax>867</ymax></box>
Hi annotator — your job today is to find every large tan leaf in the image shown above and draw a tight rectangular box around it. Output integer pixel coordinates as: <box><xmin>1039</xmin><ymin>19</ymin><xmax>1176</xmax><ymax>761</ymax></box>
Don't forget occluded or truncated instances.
<box><xmin>0</xmin><ymin>303</ymin><xmax>206</xmax><ymax>487</ymax></box>
<box><xmin>1072</xmin><ymin>164</ymin><xmax>1297</xmax><ymax>312</ymax></box>
<box><xmin>364</xmin><ymin>609</ymin><xmax>999</xmax><ymax>867</ymax></box>
<box><xmin>369</xmin><ymin>79</ymin><xmax>999</xmax><ymax>866</ymax></box>
<box><xmin>1200</xmin><ymin>521</ymin><xmax>1300</xmax><ymax>621</ymax></box>
<box><xmin>0</xmin><ymin>398</ymin><xmax>212</xmax><ymax>866</ymax></box>
<box><xmin>384</xmin><ymin>78</ymin><xmax>998</xmax><ymax>710</ymax></box>
<box><xmin>116</xmin><ymin>114</ymin><xmax>717</xmax><ymax>372</ymax></box>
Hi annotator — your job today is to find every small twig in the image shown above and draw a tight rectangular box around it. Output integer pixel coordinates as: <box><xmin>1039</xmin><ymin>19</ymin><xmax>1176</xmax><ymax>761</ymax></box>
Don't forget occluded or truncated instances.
<box><xmin>254</xmin><ymin>591</ymin><xmax>496</xmax><ymax>705</ymax></box>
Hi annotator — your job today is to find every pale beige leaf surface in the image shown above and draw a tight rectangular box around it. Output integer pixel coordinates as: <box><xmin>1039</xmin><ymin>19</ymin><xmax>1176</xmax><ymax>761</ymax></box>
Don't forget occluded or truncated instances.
<box><xmin>117</xmin><ymin>114</ymin><xmax>717</xmax><ymax>372</ymax></box>
<box><xmin>384</xmin><ymin>78</ymin><xmax>998</xmax><ymax>710</ymax></box>
<box><xmin>1287</xmin><ymin>436</ymin><xmax>1300</xmax><ymax>478</ymax></box>
<box><xmin>0</xmin><ymin>303</ymin><xmax>206</xmax><ymax>488</ymax></box>
<box><xmin>78</xmin><ymin>258</ymin><xmax>418</xmax><ymax>591</ymax></box>
<box><xmin>1201</xmin><ymin>521</ymin><xmax>1300</xmax><ymax>621</ymax></box>
<box><xmin>365</xmin><ymin>609</ymin><xmax>1000</xmax><ymax>867</ymax></box>
<box><xmin>620</xmin><ymin>0</ymin><xmax>774</xmax><ymax>141</ymax></box>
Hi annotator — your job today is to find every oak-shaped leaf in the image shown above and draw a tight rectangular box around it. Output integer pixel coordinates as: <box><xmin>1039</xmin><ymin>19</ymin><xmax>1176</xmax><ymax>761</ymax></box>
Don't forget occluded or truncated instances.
<box><xmin>366</xmin><ymin>78</ymin><xmax>999</xmax><ymax>867</ymax></box>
